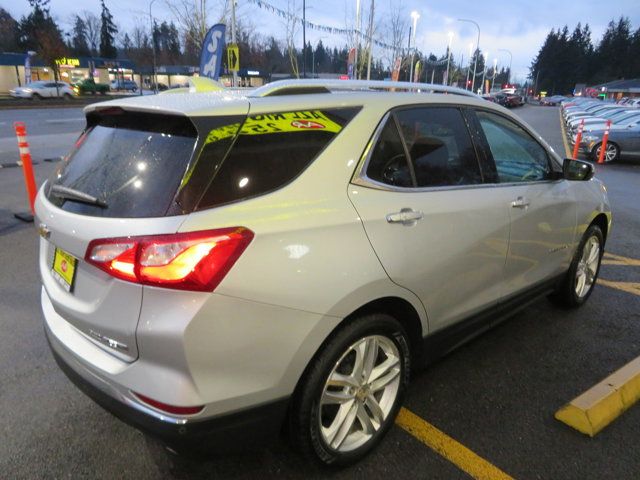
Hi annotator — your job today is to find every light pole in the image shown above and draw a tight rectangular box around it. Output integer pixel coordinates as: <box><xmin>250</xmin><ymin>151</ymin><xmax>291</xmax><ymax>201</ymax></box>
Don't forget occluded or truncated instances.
<box><xmin>498</xmin><ymin>48</ymin><xmax>512</xmax><ymax>86</ymax></box>
<box><xmin>464</xmin><ymin>42</ymin><xmax>473</xmax><ymax>90</ymax></box>
<box><xmin>303</xmin><ymin>0</ymin><xmax>306</xmax><ymax>78</ymax></box>
<box><xmin>149</xmin><ymin>0</ymin><xmax>158</xmax><ymax>93</ymax></box>
<box><xmin>409</xmin><ymin>11</ymin><xmax>420</xmax><ymax>83</ymax></box>
<box><xmin>458</xmin><ymin>18</ymin><xmax>480</xmax><ymax>92</ymax></box>
<box><xmin>354</xmin><ymin>0</ymin><xmax>361</xmax><ymax>80</ymax></box>
<box><xmin>366</xmin><ymin>0</ymin><xmax>375</xmax><ymax>80</ymax></box>
<box><xmin>444</xmin><ymin>31</ymin><xmax>453</xmax><ymax>85</ymax></box>
<box><xmin>480</xmin><ymin>50</ymin><xmax>488</xmax><ymax>94</ymax></box>
<box><xmin>490</xmin><ymin>58</ymin><xmax>497</xmax><ymax>91</ymax></box>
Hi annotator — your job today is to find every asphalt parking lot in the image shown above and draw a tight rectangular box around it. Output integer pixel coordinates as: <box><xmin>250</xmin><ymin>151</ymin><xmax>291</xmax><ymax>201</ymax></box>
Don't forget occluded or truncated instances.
<box><xmin>1</xmin><ymin>104</ymin><xmax>639</xmax><ymax>479</ymax></box>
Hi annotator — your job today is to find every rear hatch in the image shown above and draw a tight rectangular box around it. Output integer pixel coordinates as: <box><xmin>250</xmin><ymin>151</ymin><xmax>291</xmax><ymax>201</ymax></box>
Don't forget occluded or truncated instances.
<box><xmin>36</xmin><ymin>104</ymin><xmax>247</xmax><ymax>362</ymax></box>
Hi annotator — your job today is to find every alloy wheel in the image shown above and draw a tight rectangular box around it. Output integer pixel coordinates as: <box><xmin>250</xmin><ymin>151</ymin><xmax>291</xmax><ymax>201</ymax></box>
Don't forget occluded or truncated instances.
<box><xmin>318</xmin><ymin>335</ymin><xmax>401</xmax><ymax>453</ymax></box>
<box><xmin>575</xmin><ymin>235</ymin><xmax>600</xmax><ymax>298</ymax></box>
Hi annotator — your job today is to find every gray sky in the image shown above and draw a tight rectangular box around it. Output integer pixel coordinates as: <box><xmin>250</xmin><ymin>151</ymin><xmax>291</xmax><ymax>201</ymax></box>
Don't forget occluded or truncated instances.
<box><xmin>5</xmin><ymin>0</ymin><xmax>640</xmax><ymax>82</ymax></box>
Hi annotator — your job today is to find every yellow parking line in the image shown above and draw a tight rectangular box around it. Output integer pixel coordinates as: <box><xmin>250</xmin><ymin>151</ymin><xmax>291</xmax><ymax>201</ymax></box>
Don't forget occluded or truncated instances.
<box><xmin>598</xmin><ymin>279</ymin><xmax>640</xmax><ymax>296</ymax></box>
<box><xmin>559</xmin><ymin>109</ymin><xmax>572</xmax><ymax>158</ymax></box>
<box><xmin>396</xmin><ymin>408</ymin><xmax>514</xmax><ymax>480</ymax></box>
<box><xmin>602</xmin><ymin>253</ymin><xmax>640</xmax><ymax>267</ymax></box>
<box><xmin>555</xmin><ymin>357</ymin><xmax>640</xmax><ymax>436</ymax></box>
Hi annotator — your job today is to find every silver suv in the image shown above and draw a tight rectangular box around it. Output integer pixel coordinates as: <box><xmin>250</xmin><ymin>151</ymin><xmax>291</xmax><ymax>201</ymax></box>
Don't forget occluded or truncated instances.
<box><xmin>37</xmin><ymin>80</ymin><xmax>611</xmax><ymax>466</ymax></box>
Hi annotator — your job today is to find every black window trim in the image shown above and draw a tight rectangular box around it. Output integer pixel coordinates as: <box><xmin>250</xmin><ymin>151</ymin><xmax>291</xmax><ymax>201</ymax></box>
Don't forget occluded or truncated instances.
<box><xmin>469</xmin><ymin>107</ymin><xmax>564</xmax><ymax>187</ymax></box>
<box><xmin>352</xmin><ymin>104</ymin><xmax>494</xmax><ymax>193</ymax></box>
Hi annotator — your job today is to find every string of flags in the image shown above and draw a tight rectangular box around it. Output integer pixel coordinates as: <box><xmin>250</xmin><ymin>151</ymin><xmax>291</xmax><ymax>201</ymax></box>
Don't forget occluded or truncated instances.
<box><xmin>247</xmin><ymin>0</ymin><xmax>465</xmax><ymax>67</ymax></box>
<box><xmin>248</xmin><ymin>0</ymin><xmax>397</xmax><ymax>51</ymax></box>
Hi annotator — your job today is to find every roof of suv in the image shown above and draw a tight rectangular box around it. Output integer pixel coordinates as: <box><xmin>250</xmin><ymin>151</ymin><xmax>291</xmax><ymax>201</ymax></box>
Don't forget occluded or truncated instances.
<box><xmin>85</xmin><ymin>79</ymin><xmax>493</xmax><ymax>118</ymax></box>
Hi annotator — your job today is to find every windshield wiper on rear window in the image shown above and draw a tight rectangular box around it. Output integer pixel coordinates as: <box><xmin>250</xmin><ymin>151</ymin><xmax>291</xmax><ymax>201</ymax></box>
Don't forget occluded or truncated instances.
<box><xmin>50</xmin><ymin>185</ymin><xmax>108</xmax><ymax>208</ymax></box>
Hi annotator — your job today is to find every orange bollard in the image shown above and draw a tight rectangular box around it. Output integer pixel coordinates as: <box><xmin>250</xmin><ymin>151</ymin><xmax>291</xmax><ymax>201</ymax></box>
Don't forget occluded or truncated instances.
<box><xmin>597</xmin><ymin>120</ymin><xmax>612</xmax><ymax>164</ymax></box>
<box><xmin>14</xmin><ymin>121</ymin><xmax>37</xmax><ymax>214</ymax></box>
<box><xmin>572</xmin><ymin>119</ymin><xmax>585</xmax><ymax>159</ymax></box>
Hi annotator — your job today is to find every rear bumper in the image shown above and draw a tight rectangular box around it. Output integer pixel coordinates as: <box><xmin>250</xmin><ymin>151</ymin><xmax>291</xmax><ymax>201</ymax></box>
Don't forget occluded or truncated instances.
<box><xmin>46</xmin><ymin>325</ymin><xmax>289</xmax><ymax>451</ymax></box>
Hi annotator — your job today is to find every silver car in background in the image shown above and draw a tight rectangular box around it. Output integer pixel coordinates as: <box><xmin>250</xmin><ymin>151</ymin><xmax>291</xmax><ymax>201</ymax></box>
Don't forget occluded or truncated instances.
<box><xmin>10</xmin><ymin>81</ymin><xmax>75</xmax><ymax>100</ymax></box>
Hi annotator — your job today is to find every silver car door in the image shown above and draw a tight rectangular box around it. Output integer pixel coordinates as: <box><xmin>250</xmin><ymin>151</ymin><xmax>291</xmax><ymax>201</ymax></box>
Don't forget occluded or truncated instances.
<box><xmin>349</xmin><ymin>106</ymin><xmax>509</xmax><ymax>332</ymax></box>
<box><xmin>474</xmin><ymin>110</ymin><xmax>576</xmax><ymax>299</ymax></box>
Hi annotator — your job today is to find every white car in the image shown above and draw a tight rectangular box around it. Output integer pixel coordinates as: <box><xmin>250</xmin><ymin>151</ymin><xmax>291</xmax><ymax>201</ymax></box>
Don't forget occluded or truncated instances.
<box><xmin>10</xmin><ymin>81</ymin><xmax>75</xmax><ymax>100</ymax></box>
<box><xmin>37</xmin><ymin>80</ymin><xmax>611</xmax><ymax>466</ymax></box>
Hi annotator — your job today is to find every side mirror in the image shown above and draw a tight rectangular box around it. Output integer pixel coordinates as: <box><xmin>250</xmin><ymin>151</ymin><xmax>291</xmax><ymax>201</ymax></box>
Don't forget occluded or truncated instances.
<box><xmin>563</xmin><ymin>158</ymin><xmax>594</xmax><ymax>181</ymax></box>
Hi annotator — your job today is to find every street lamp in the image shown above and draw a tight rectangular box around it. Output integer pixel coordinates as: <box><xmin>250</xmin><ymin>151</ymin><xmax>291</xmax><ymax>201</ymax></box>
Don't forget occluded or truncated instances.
<box><xmin>498</xmin><ymin>48</ymin><xmax>512</xmax><ymax>85</ymax></box>
<box><xmin>149</xmin><ymin>0</ymin><xmax>158</xmax><ymax>94</ymax></box>
<box><xmin>491</xmin><ymin>58</ymin><xmax>498</xmax><ymax>91</ymax></box>
<box><xmin>409</xmin><ymin>11</ymin><xmax>420</xmax><ymax>83</ymax></box>
<box><xmin>444</xmin><ymin>31</ymin><xmax>453</xmax><ymax>85</ymax></box>
<box><xmin>457</xmin><ymin>18</ymin><xmax>480</xmax><ymax>92</ymax></box>
<box><xmin>480</xmin><ymin>50</ymin><xmax>488</xmax><ymax>94</ymax></box>
<box><xmin>464</xmin><ymin>42</ymin><xmax>473</xmax><ymax>90</ymax></box>
<box><xmin>354</xmin><ymin>0</ymin><xmax>361</xmax><ymax>80</ymax></box>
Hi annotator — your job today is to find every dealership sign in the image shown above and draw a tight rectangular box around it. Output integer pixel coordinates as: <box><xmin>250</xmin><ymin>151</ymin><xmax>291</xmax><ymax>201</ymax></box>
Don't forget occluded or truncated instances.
<box><xmin>55</xmin><ymin>57</ymin><xmax>81</xmax><ymax>67</ymax></box>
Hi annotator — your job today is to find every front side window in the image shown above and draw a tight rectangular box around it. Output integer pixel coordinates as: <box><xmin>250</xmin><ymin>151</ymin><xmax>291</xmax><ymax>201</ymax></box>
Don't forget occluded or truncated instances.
<box><xmin>476</xmin><ymin>111</ymin><xmax>551</xmax><ymax>183</ymax></box>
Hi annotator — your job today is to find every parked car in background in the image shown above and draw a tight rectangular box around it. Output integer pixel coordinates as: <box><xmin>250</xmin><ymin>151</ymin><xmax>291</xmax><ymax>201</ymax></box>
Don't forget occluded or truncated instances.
<box><xmin>110</xmin><ymin>80</ymin><xmax>138</xmax><ymax>92</ymax></box>
<box><xmin>481</xmin><ymin>94</ymin><xmax>498</xmax><ymax>103</ymax></box>
<box><xmin>574</xmin><ymin>122</ymin><xmax>640</xmax><ymax>162</ymax></box>
<box><xmin>505</xmin><ymin>93</ymin><xmax>524</xmax><ymax>107</ymax></box>
<box><xmin>9</xmin><ymin>81</ymin><xmax>75</xmax><ymax>100</ymax></box>
<box><xmin>37</xmin><ymin>79</ymin><xmax>611</xmax><ymax>466</ymax></box>
<box><xmin>73</xmin><ymin>78</ymin><xmax>110</xmax><ymax>95</ymax></box>
<box><xmin>540</xmin><ymin>95</ymin><xmax>567</xmax><ymax>106</ymax></box>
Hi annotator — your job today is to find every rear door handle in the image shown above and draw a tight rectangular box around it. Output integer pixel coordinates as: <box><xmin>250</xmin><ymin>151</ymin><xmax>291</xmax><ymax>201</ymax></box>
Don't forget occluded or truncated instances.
<box><xmin>386</xmin><ymin>208</ymin><xmax>424</xmax><ymax>226</ymax></box>
<box><xmin>511</xmin><ymin>196</ymin><xmax>530</xmax><ymax>209</ymax></box>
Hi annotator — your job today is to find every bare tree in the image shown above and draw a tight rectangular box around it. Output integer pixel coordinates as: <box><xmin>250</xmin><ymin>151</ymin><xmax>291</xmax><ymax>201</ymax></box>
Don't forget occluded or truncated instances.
<box><xmin>382</xmin><ymin>0</ymin><xmax>408</xmax><ymax>70</ymax></box>
<box><xmin>166</xmin><ymin>0</ymin><xmax>207</xmax><ymax>48</ymax></box>
<box><xmin>283</xmin><ymin>0</ymin><xmax>299</xmax><ymax>77</ymax></box>
<box><xmin>81</xmin><ymin>11</ymin><xmax>100</xmax><ymax>56</ymax></box>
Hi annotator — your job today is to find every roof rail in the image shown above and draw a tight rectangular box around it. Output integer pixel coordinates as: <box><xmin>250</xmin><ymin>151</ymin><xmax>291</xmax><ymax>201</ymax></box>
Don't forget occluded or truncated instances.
<box><xmin>250</xmin><ymin>79</ymin><xmax>479</xmax><ymax>99</ymax></box>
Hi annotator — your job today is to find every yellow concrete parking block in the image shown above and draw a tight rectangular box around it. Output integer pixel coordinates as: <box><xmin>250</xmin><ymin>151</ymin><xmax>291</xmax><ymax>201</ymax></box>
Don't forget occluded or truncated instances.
<box><xmin>555</xmin><ymin>357</ymin><xmax>640</xmax><ymax>436</ymax></box>
<box><xmin>396</xmin><ymin>407</ymin><xmax>514</xmax><ymax>480</ymax></box>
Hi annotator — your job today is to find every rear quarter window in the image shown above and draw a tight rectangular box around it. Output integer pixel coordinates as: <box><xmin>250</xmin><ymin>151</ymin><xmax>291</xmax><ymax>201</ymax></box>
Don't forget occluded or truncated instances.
<box><xmin>196</xmin><ymin>108</ymin><xmax>360</xmax><ymax>210</ymax></box>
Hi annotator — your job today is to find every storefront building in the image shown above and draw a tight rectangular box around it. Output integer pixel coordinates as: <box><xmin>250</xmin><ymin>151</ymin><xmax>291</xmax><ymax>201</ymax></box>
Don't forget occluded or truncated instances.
<box><xmin>0</xmin><ymin>53</ymin><xmax>135</xmax><ymax>93</ymax></box>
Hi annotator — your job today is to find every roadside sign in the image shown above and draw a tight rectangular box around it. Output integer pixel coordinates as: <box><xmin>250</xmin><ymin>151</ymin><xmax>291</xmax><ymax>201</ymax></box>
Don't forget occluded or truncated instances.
<box><xmin>227</xmin><ymin>43</ymin><xmax>240</xmax><ymax>72</ymax></box>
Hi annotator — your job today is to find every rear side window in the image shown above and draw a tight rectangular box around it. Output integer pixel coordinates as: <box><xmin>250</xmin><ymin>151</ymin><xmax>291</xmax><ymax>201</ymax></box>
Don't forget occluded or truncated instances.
<box><xmin>47</xmin><ymin>111</ymin><xmax>197</xmax><ymax>217</ymax></box>
<box><xmin>197</xmin><ymin>108</ymin><xmax>360</xmax><ymax>209</ymax></box>
<box><xmin>365</xmin><ymin>107</ymin><xmax>482</xmax><ymax>188</ymax></box>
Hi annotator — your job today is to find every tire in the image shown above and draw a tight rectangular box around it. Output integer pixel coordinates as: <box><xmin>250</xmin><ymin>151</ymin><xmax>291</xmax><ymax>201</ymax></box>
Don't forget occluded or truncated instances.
<box><xmin>32</xmin><ymin>93</ymin><xmax>41</xmax><ymax>101</ymax></box>
<box><xmin>63</xmin><ymin>93</ymin><xmax>72</xmax><ymax>101</ymax></box>
<box><xmin>289</xmin><ymin>313</ymin><xmax>411</xmax><ymax>466</ymax></box>
<box><xmin>590</xmin><ymin>142</ymin><xmax>620</xmax><ymax>163</ymax></box>
<box><xmin>550</xmin><ymin>224</ymin><xmax>604</xmax><ymax>308</ymax></box>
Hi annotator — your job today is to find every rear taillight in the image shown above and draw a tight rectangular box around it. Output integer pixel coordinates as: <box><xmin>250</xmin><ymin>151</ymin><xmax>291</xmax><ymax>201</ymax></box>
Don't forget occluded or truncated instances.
<box><xmin>85</xmin><ymin>227</ymin><xmax>254</xmax><ymax>292</ymax></box>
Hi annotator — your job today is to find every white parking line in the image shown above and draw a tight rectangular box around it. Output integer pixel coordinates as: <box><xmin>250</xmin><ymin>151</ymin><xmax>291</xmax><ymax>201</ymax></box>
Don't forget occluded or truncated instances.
<box><xmin>45</xmin><ymin>118</ymin><xmax>85</xmax><ymax>124</ymax></box>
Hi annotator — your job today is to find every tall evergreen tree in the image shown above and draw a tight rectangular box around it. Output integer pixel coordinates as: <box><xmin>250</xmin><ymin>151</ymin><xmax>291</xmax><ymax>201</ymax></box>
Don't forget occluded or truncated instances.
<box><xmin>99</xmin><ymin>0</ymin><xmax>117</xmax><ymax>58</ymax></box>
<box><xmin>71</xmin><ymin>15</ymin><xmax>90</xmax><ymax>56</ymax></box>
<box><xmin>17</xmin><ymin>0</ymin><xmax>67</xmax><ymax>85</ymax></box>
<box><xmin>0</xmin><ymin>8</ymin><xmax>19</xmax><ymax>52</ymax></box>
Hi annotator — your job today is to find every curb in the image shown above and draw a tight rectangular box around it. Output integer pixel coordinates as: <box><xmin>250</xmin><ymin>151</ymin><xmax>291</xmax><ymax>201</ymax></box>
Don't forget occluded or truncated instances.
<box><xmin>555</xmin><ymin>356</ymin><xmax>640</xmax><ymax>436</ymax></box>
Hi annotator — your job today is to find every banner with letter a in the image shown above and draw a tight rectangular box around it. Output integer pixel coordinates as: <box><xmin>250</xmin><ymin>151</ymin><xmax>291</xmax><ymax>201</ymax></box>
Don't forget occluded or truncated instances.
<box><xmin>200</xmin><ymin>24</ymin><xmax>226</xmax><ymax>80</ymax></box>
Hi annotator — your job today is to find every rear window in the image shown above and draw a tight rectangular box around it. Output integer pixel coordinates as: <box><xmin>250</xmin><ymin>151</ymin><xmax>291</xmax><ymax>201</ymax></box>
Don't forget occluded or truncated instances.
<box><xmin>47</xmin><ymin>111</ymin><xmax>197</xmax><ymax>218</ymax></box>
<box><xmin>196</xmin><ymin>108</ymin><xmax>360</xmax><ymax>210</ymax></box>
